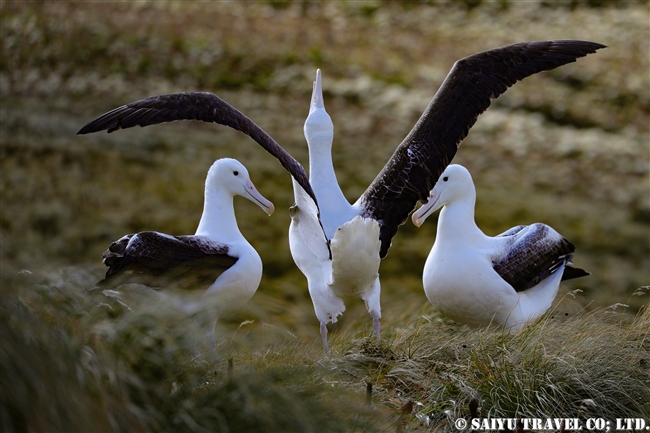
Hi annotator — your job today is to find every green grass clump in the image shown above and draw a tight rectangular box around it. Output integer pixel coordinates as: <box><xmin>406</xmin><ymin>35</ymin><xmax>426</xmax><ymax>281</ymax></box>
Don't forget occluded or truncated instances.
<box><xmin>2</xmin><ymin>269</ymin><xmax>647</xmax><ymax>432</ymax></box>
<box><xmin>332</xmin><ymin>302</ymin><xmax>649</xmax><ymax>430</ymax></box>
<box><xmin>1</xmin><ymin>270</ymin><xmax>390</xmax><ymax>433</ymax></box>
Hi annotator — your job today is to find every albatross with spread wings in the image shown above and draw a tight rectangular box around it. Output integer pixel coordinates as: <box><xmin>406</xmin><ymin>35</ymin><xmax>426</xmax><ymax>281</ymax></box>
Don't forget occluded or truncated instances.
<box><xmin>288</xmin><ymin>41</ymin><xmax>603</xmax><ymax>354</ymax></box>
<box><xmin>78</xmin><ymin>40</ymin><xmax>605</xmax><ymax>354</ymax></box>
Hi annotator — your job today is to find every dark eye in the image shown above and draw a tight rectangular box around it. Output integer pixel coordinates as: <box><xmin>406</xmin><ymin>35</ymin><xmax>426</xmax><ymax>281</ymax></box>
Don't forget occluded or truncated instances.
<box><xmin>233</xmin><ymin>171</ymin><xmax>239</xmax><ymax>176</ymax></box>
<box><xmin>443</xmin><ymin>176</ymin><xmax>448</xmax><ymax>182</ymax></box>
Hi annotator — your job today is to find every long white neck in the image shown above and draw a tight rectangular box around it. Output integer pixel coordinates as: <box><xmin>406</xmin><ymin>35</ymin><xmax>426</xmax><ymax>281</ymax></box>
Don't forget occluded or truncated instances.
<box><xmin>305</xmin><ymin>108</ymin><xmax>356</xmax><ymax>237</ymax></box>
<box><xmin>436</xmin><ymin>190</ymin><xmax>486</xmax><ymax>246</ymax></box>
<box><xmin>308</xmin><ymin>137</ymin><xmax>349</xmax><ymax>205</ymax></box>
<box><xmin>195</xmin><ymin>181</ymin><xmax>242</xmax><ymax>242</ymax></box>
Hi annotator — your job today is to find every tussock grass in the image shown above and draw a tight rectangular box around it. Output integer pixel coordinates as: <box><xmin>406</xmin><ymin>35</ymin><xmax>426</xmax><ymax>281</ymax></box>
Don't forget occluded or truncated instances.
<box><xmin>332</xmin><ymin>300</ymin><xmax>650</xmax><ymax>430</ymax></box>
<box><xmin>1</xmin><ymin>269</ymin><xmax>390</xmax><ymax>433</ymax></box>
<box><xmin>2</xmin><ymin>270</ymin><xmax>647</xmax><ymax>432</ymax></box>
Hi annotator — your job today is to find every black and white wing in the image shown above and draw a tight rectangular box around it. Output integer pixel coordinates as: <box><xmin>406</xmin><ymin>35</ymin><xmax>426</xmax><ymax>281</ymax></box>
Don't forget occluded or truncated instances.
<box><xmin>357</xmin><ymin>40</ymin><xmax>606</xmax><ymax>258</ymax></box>
<box><xmin>99</xmin><ymin>231</ymin><xmax>238</xmax><ymax>289</ymax></box>
<box><xmin>491</xmin><ymin>224</ymin><xmax>589</xmax><ymax>293</ymax></box>
<box><xmin>495</xmin><ymin>225</ymin><xmax>527</xmax><ymax>238</ymax></box>
<box><xmin>77</xmin><ymin>92</ymin><xmax>317</xmax><ymax>207</ymax></box>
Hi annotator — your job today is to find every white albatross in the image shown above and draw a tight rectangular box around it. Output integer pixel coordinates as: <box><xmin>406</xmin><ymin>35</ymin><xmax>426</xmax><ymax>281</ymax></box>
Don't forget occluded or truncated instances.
<box><xmin>77</xmin><ymin>40</ymin><xmax>605</xmax><ymax>353</ymax></box>
<box><xmin>98</xmin><ymin>158</ymin><xmax>274</xmax><ymax>337</ymax></box>
<box><xmin>289</xmin><ymin>41</ymin><xmax>603</xmax><ymax>353</ymax></box>
<box><xmin>411</xmin><ymin>164</ymin><xmax>589</xmax><ymax>330</ymax></box>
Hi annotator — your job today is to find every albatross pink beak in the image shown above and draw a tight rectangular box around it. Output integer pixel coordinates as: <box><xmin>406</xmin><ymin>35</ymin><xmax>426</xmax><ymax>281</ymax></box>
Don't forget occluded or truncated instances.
<box><xmin>244</xmin><ymin>178</ymin><xmax>275</xmax><ymax>216</ymax></box>
<box><xmin>412</xmin><ymin>188</ymin><xmax>442</xmax><ymax>227</ymax></box>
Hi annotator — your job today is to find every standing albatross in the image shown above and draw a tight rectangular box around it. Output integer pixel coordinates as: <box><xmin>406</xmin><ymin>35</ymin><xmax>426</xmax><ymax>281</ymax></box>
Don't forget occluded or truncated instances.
<box><xmin>289</xmin><ymin>40</ymin><xmax>603</xmax><ymax>354</ymax></box>
<box><xmin>98</xmin><ymin>158</ymin><xmax>274</xmax><ymax>338</ymax></box>
<box><xmin>411</xmin><ymin>164</ymin><xmax>589</xmax><ymax>330</ymax></box>
<box><xmin>77</xmin><ymin>40</ymin><xmax>605</xmax><ymax>353</ymax></box>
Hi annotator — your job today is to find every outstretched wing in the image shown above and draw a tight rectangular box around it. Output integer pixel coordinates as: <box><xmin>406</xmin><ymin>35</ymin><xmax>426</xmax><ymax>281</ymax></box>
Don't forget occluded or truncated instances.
<box><xmin>78</xmin><ymin>92</ymin><xmax>318</xmax><ymax>208</ymax></box>
<box><xmin>99</xmin><ymin>231</ymin><xmax>238</xmax><ymax>289</ymax></box>
<box><xmin>358</xmin><ymin>40</ymin><xmax>606</xmax><ymax>258</ymax></box>
<box><xmin>492</xmin><ymin>224</ymin><xmax>585</xmax><ymax>292</ymax></box>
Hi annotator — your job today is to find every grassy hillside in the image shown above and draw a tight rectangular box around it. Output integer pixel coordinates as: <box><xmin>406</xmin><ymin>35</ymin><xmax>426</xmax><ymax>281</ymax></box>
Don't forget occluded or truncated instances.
<box><xmin>1</xmin><ymin>1</ymin><xmax>649</xmax><ymax>430</ymax></box>
<box><xmin>2</xmin><ymin>267</ymin><xmax>648</xmax><ymax>432</ymax></box>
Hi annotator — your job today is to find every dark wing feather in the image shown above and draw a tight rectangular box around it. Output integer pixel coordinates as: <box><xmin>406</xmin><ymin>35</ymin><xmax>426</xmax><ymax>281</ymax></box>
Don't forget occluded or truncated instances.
<box><xmin>491</xmin><ymin>224</ymin><xmax>588</xmax><ymax>292</ymax></box>
<box><xmin>561</xmin><ymin>265</ymin><xmax>590</xmax><ymax>281</ymax></box>
<box><xmin>77</xmin><ymin>92</ymin><xmax>317</xmax><ymax>208</ymax></box>
<box><xmin>358</xmin><ymin>40</ymin><xmax>605</xmax><ymax>258</ymax></box>
<box><xmin>98</xmin><ymin>231</ymin><xmax>238</xmax><ymax>289</ymax></box>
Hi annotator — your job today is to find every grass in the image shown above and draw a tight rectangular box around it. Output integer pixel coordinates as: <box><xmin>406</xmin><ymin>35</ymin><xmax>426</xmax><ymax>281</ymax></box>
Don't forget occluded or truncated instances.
<box><xmin>2</xmin><ymin>269</ymin><xmax>648</xmax><ymax>432</ymax></box>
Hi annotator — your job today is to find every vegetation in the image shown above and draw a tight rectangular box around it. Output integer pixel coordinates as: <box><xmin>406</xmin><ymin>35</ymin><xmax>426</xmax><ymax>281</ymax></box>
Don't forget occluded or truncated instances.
<box><xmin>1</xmin><ymin>1</ymin><xmax>648</xmax><ymax>431</ymax></box>
<box><xmin>2</xmin><ymin>269</ymin><xmax>648</xmax><ymax>432</ymax></box>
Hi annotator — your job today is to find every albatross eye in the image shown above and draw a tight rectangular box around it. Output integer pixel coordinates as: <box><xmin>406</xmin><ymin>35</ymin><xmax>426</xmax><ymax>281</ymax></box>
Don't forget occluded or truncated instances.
<box><xmin>233</xmin><ymin>171</ymin><xmax>239</xmax><ymax>176</ymax></box>
<box><xmin>443</xmin><ymin>176</ymin><xmax>448</xmax><ymax>182</ymax></box>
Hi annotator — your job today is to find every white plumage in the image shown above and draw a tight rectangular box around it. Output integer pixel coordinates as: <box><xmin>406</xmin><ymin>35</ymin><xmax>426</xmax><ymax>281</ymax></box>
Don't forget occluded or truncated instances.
<box><xmin>99</xmin><ymin>158</ymin><xmax>274</xmax><ymax>340</ymax></box>
<box><xmin>412</xmin><ymin>164</ymin><xmax>588</xmax><ymax>331</ymax></box>
<box><xmin>289</xmin><ymin>72</ymin><xmax>382</xmax><ymax>354</ymax></box>
<box><xmin>78</xmin><ymin>41</ymin><xmax>605</xmax><ymax>350</ymax></box>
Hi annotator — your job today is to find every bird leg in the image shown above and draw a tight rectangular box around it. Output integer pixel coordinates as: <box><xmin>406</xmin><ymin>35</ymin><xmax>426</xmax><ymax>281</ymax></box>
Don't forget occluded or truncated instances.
<box><xmin>320</xmin><ymin>322</ymin><xmax>330</xmax><ymax>357</ymax></box>
<box><xmin>373</xmin><ymin>316</ymin><xmax>381</xmax><ymax>345</ymax></box>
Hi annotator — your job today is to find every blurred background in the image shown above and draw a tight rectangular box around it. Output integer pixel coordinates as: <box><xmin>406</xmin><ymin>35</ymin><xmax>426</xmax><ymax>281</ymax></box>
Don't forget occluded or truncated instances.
<box><xmin>1</xmin><ymin>1</ymin><xmax>648</xmax><ymax>337</ymax></box>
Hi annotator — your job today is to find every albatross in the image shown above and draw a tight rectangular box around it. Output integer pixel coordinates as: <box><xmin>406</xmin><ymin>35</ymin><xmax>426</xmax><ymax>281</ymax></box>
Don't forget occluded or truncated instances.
<box><xmin>98</xmin><ymin>158</ymin><xmax>274</xmax><ymax>337</ymax></box>
<box><xmin>288</xmin><ymin>40</ymin><xmax>603</xmax><ymax>353</ymax></box>
<box><xmin>411</xmin><ymin>164</ymin><xmax>589</xmax><ymax>330</ymax></box>
<box><xmin>77</xmin><ymin>40</ymin><xmax>605</xmax><ymax>353</ymax></box>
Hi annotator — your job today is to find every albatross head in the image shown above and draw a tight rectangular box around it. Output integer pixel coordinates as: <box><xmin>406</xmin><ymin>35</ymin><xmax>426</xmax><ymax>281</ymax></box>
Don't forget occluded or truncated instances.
<box><xmin>208</xmin><ymin>158</ymin><xmax>275</xmax><ymax>216</ymax></box>
<box><xmin>304</xmin><ymin>69</ymin><xmax>334</xmax><ymax>151</ymax></box>
<box><xmin>412</xmin><ymin>164</ymin><xmax>474</xmax><ymax>227</ymax></box>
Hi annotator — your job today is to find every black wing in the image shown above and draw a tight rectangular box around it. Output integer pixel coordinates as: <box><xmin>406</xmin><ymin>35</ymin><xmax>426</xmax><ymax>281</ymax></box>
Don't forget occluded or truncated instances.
<box><xmin>98</xmin><ymin>231</ymin><xmax>238</xmax><ymax>289</ymax></box>
<box><xmin>78</xmin><ymin>92</ymin><xmax>318</xmax><ymax>208</ymax></box>
<box><xmin>492</xmin><ymin>224</ymin><xmax>588</xmax><ymax>292</ymax></box>
<box><xmin>358</xmin><ymin>40</ymin><xmax>606</xmax><ymax>258</ymax></box>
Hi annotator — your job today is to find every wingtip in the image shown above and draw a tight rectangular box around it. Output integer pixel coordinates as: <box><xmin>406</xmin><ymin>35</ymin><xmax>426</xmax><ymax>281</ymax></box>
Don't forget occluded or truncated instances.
<box><xmin>77</xmin><ymin>122</ymin><xmax>111</xmax><ymax>135</ymax></box>
<box><xmin>552</xmin><ymin>39</ymin><xmax>608</xmax><ymax>54</ymax></box>
<box><xmin>579</xmin><ymin>40</ymin><xmax>608</xmax><ymax>52</ymax></box>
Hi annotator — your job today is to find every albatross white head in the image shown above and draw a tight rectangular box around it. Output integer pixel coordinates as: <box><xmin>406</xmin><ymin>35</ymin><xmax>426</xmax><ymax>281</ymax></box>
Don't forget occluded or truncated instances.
<box><xmin>303</xmin><ymin>69</ymin><xmax>357</xmax><ymax>239</ymax></box>
<box><xmin>412</xmin><ymin>164</ymin><xmax>475</xmax><ymax>227</ymax></box>
<box><xmin>304</xmin><ymin>69</ymin><xmax>335</xmax><ymax>158</ymax></box>
<box><xmin>196</xmin><ymin>158</ymin><xmax>274</xmax><ymax>238</ymax></box>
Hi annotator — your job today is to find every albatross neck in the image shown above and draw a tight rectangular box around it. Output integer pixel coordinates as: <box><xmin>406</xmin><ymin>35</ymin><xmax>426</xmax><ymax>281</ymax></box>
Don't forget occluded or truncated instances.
<box><xmin>437</xmin><ymin>191</ymin><xmax>485</xmax><ymax>245</ymax></box>
<box><xmin>195</xmin><ymin>183</ymin><xmax>243</xmax><ymax>242</ymax></box>
<box><xmin>308</xmin><ymin>135</ymin><xmax>353</xmax><ymax>213</ymax></box>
